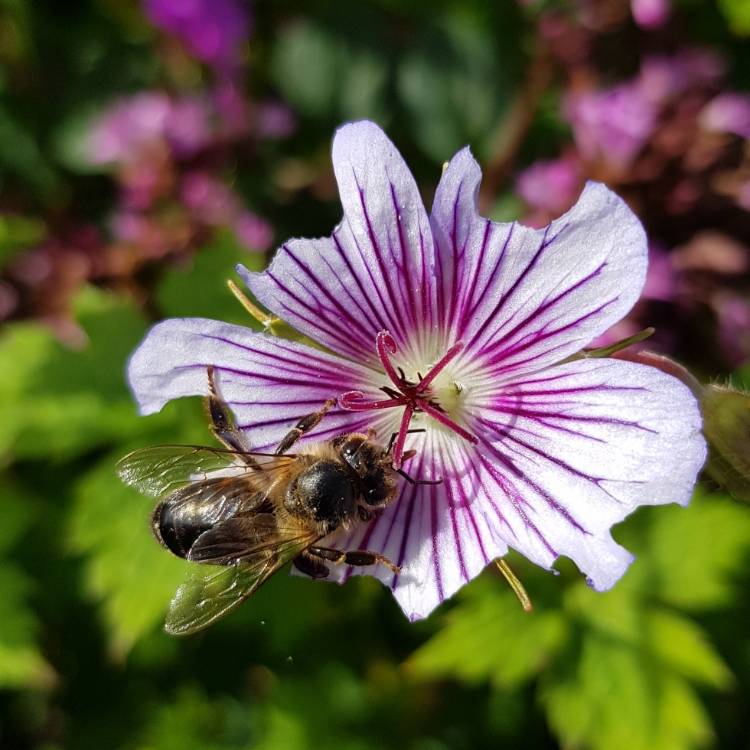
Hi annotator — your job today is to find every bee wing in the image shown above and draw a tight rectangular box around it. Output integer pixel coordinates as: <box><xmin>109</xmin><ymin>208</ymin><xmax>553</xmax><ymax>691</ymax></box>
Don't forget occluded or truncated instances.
<box><xmin>164</xmin><ymin>515</ymin><xmax>319</xmax><ymax>635</ymax></box>
<box><xmin>117</xmin><ymin>445</ymin><xmax>294</xmax><ymax>498</ymax></box>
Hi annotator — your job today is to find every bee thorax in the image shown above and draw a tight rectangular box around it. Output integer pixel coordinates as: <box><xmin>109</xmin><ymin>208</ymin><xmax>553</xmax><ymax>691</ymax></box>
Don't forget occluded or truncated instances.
<box><xmin>283</xmin><ymin>459</ymin><xmax>357</xmax><ymax>530</ymax></box>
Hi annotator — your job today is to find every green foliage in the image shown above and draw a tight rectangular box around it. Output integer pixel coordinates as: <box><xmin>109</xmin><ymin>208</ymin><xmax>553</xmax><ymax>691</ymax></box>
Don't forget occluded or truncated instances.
<box><xmin>0</xmin><ymin>214</ymin><xmax>46</xmax><ymax>266</ymax></box>
<box><xmin>406</xmin><ymin>574</ymin><xmax>567</xmax><ymax>688</ymax></box>
<box><xmin>68</xmin><ymin>450</ymin><xmax>188</xmax><ymax>657</ymax></box>
<box><xmin>0</xmin><ymin>481</ymin><xmax>54</xmax><ymax>689</ymax></box>
<box><xmin>718</xmin><ymin>0</ymin><xmax>750</xmax><ymax>34</ymax></box>
<box><xmin>2</xmin><ymin>1</ymin><xmax>750</xmax><ymax>748</ymax></box>
<box><xmin>408</xmin><ymin>491</ymin><xmax>748</xmax><ymax>750</ymax></box>
<box><xmin>397</xmin><ymin>9</ymin><xmax>523</xmax><ymax>161</ymax></box>
<box><xmin>0</xmin><ymin>286</ymin><xmax>163</xmax><ymax>461</ymax></box>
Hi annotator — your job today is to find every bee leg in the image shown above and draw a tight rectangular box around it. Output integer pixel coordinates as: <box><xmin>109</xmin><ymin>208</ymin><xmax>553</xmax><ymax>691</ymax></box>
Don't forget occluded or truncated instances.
<box><xmin>308</xmin><ymin>546</ymin><xmax>401</xmax><ymax>575</ymax></box>
<box><xmin>205</xmin><ymin>367</ymin><xmax>258</xmax><ymax>465</ymax></box>
<box><xmin>293</xmin><ymin>551</ymin><xmax>330</xmax><ymax>579</ymax></box>
<box><xmin>274</xmin><ymin>398</ymin><xmax>336</xmax><ymax>455</ymax></box>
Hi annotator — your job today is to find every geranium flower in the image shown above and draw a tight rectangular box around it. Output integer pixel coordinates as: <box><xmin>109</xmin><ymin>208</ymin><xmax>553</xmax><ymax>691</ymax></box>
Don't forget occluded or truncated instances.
<box><xmin>128</xmin><ymin>121</ymin><xmax>706</xmax><ymax>621</ymax></box>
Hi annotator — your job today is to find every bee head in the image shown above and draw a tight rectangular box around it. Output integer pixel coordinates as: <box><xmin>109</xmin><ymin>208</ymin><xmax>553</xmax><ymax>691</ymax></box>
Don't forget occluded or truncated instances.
<box><xmin>334</xmin><ymin>435</ymin><xmax>398</xmax><ymax>507</ymax></box>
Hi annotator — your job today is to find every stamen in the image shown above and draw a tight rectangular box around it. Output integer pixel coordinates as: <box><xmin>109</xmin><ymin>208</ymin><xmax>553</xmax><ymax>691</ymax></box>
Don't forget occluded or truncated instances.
<box><xmin>340</xmin><ymin>330</ymin><xmax>478</xmax><ymax>463</ymax></box>
<box><xmin>340</xmin><ymin>391</ymin><xmax>407</xmax><ymax>411</ymax></box>
<box><xmin>416</xmin><ymin>341</ymin><xmax>465</xmax><ymax>393</ymax></box>
<box><xmin>391</xmin><ymin>403</ymin><xmax>416</xmax><ymax>469</ymax></box>
<box><xmin>376</xmin><ymin>330</ymin><xmax>402</xmax><ymax>388</ymax></box>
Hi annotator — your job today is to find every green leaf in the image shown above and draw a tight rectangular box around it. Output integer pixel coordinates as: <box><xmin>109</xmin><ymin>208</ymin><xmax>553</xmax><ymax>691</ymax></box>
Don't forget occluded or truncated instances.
<box><xmin>0</xmin><ymin>480</ymin><xmax>54</xmax><ymax>690</ymax></box>
<box><xmin>0</xmin><ymin>103</ymin><xmax>59</xmax><ymax>201</ymax></box>
<box><xmin>406</xmin><ymin>575</ymin><xmax>567</xmax><ymax>688</ymax></box>
<box><xmin>396</xmin><ymin>11</ymin><xmax>522</xmax><ymax>162</ymax></box>
<box><xmin>541</xmin><ymin>626</ymin><xmax>714</xmax><ymax>750</ymax></box>
<box><xmin>133</xmin><ymin>686</ymin><xmax>257</xmax><ymax>750</ymax></box>
<box><xmin>270</xmin><ymin>21</ymin><xmax>344</xmax><ymax>118</ymax></box>
<box><xmin>69</xmin><ymin>451</ymin><xmax>188</xmax><ymax>656</ymax></box>
<box><xmin>0</xmin><ymin>286</ymin><xmax>168</xmax><ymax>461</ymax></box>
<box><xmin>646</xmin><ymin>607</ymin><xmax>732</xmax><ymax>689</ymax></box>
<box><xmin>718</xmin><ymin>0</ymin><xmax>750</xmax><ymax>34</ymax></box>
<box><xmin>701</xmin><ymin>384</ymin><xmax>750</xmax><ymax>502</ymax></box>
<box><xmin>0</xmin><ymin>564</ymin><xmax>55</xmax><ymax>690</ymax></box>
<box><xmin>270</xmin><ymin>18</ymin><xmax>389</xmax><ymax>122</ymax></box>
<box><xmin>643</xmin><ymin>489</ymin><xmax>750</xmax><ymax>610</ymax></box>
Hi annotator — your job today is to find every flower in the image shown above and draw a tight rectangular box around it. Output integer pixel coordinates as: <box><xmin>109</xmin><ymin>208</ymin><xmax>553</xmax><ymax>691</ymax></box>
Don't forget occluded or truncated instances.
<box><xmin>128</xmin><ymin>121</ymin><xmax>706</xmax><ymax>621</ymax></box>
<box><xmin>700</xmin><ymin>93</ymin><xmax>750</xmax><ymax>140</ymax></box>
<box><xmin>631</xmin><ymin>0</ymin><xmax>670</xmax><ymax>29</ymax></box>
<box><xmin>516</xmin><ymin>153</ymin><xmax>582</xmax><ymax>226</ymax></box>
<box><xmin>143</xmin><ymin>0</ymin><xmax>250</xmax><ymax>74</ymax></box>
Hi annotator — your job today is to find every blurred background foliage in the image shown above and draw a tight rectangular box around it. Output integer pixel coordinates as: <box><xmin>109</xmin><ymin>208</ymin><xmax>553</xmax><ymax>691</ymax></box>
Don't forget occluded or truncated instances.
<box><xmin>1</xmin><ymin>0</ymin><xmax>750</xmax><ymax>748</ymax></box>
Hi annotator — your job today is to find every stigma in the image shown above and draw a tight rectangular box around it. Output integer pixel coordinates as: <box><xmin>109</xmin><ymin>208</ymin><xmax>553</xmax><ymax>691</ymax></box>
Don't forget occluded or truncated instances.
<box><xmin>340</xmin><ymin>330</ymin><xmax>478</xmax><ymax>468</ymax></box>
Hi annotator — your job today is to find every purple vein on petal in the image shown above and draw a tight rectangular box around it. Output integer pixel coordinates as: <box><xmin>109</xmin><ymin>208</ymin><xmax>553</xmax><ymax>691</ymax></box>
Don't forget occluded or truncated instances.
<box><xmin>477</xmin><ymin>451</ymin><xmax>559</xmax><ymax>560</ymax></box>
<box><xmin>476</xmin><ymin>261</ymin><xmax>609</xmax><ymax>361</ymax></box>
<box><xmin>462</xmin><ymin>223</ymin><xmax>560</xmax><ymax>355</ymax></box>
<box><xmin>352</xmin><ymin>168</ymin><xmax>410</xmax><ymax>343</ymax></box>
<box><xmin>453</xmin><ymin>219</ymin><xmax>496</xmax><ymax>337</ymax></box>
<box><xmin>477</xmin><ymin>431</ymin><xmax>592</xmax><ymax>534</ymax></box>
<box><xmin>388</xmin><ymin>180</ymin><xmax>419</xmax><ymax>334</ymax></box>
<box><xmin>281</xmin><ymin>244</ymin><xmax>381</xmax><ymax>348</ymax></box>
<box><xmin>195</xmin><ymin>332</ymin><xmax>367</xmax><ymax>379</ymax></box>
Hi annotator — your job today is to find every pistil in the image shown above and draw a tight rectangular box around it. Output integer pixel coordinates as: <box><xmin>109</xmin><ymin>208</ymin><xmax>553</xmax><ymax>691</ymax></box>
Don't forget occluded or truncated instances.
<box><xmin>340</xmin><ymin>330</ymin><xmax>478</xmax><ymax>467</ymax></box>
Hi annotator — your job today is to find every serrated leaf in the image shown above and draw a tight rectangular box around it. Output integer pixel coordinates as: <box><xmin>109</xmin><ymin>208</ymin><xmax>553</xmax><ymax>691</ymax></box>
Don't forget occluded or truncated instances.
<box><xmin>69</xmin><ymin>451</ymin><xmax>188</xmax><ymax>656</ymax></box>
<box><xmin>406</xmin><ymin>576</ymin><xmax>567</xmax><ymax>688</ymax></box>
<box><xmin>646</xmin><ymin>607</ymin><xmax>732</xmax><ymax>689</ymax></box>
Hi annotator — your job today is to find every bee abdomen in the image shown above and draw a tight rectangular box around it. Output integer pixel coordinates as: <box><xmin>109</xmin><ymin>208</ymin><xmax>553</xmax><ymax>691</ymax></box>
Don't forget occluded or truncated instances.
<box><xmin>152</xmin><ymin>500</ymin><xmax>212</xmax><ymax>559</ymax></box>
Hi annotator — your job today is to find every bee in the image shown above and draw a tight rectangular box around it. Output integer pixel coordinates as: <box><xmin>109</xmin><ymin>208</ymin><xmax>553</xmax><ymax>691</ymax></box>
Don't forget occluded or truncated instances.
<box><xmin>118</xmin><ymin>367</ymin><xmax>433</xmax><ymax>635</ymax></box>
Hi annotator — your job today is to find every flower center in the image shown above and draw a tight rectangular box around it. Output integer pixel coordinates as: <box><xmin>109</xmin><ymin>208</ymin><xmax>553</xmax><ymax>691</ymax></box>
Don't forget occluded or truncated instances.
<box><xmin>339</xmin><ymin>330</ymin><xmax>478</xmax><ymax>467</ymax></box>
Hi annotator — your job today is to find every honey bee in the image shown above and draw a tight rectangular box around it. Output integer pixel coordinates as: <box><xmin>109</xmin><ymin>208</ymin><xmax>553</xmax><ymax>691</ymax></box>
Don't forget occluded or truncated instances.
<box><xmin>118</xmin><ymin>367</ymin><xmax>434</xmax><ymax>635</ymax></box>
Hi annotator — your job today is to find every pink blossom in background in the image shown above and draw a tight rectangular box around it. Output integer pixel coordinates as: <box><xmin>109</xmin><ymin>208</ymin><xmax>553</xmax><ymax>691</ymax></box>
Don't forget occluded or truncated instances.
<box><xmin>180</xmin><ymin>171</ymin><xmax>271</xmax><ymax>252</ymax></box>
<box><xmin>253</xmin><ymin>101</ymin><xmax>297</xmax><ymax>140</ymax></box>
<box><xmin>86</xmin><ymin>92</ymin><xmax>172</xmax><ymax>166</ymax></box>
<box><xmin>700</xmin><ymin>93</ymin><xmax>750</xmax><ymax>139</ymax></box>
<box><xmin>143</xmin><ymin>0</ymin><xmax>250</xmax><ymax>74</ymax></box>
<box><xmin>180</xmin><ymin>171</ymin><xmax>241</xmax><ymax>226</ymax></box>
<box><xmin>642</xmin><ymin>244</ymin><xmax>677</xmax><ymax>302</ymax></box>
<box><xmin>516</xmin><ymin>154</ymin><xmax>582</xmax><ymax>224</ymax></box>
<box><xmin>163</xmin><ymin>97</ymin><xmax>214</xmax><ymax>156</ymax></box>
<box><xmin>233</xmin><ymin>212</ymin><xmax>273</xmax><ymax>251</ymax></box>
<box><xmin>86</xmin><ymin>92</ymin><xmax>212</xmax><ymax>167</ymax></box>
<box><xmin>631</xmin><ymin>0</ymin><xmax>670</xmax><ymax>29</ymax></box>
<box><xmin>565</xmin><ymin>82</ymin><xmax>657</xmax><ymax>170</ymax></box>
<box><xmin>639</xmin><ymin>50</ymin><xmax>724</xmax><ymax>103</ymax></box>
